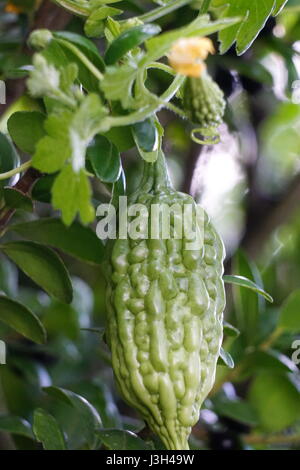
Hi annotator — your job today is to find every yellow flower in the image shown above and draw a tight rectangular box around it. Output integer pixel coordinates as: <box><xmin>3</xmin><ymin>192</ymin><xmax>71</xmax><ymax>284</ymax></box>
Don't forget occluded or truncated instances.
<box><xmin>5</xmin><ymin>0</ymin><xmax>42</xmax><ymax>14</ymax></box>
<box><xmin>5</xmin><ymin>2</ymin><xmax>22</xmax><ymax>13</ymax></box>
<box><xmin>168</xmin><ymin>37</ymin><xmax>215</xmax><ymax>78</ymax></box>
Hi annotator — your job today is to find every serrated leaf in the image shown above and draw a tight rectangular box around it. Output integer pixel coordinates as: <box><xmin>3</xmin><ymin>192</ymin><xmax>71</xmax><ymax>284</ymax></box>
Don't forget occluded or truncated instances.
<box><xmin>0</xmin><ymin>295</ymin><xmax>46</xmax><ymax>344</ymax></box>
<box><xmin>218</xmin><ymin>347</ymin><xmax>234</xmax><ymax>369</ymax></box>
<box><xmin>224</xmin><ymin>275</ymin><xmax>273</xmax><ymax>303</ymax></box>
<box><xmin>278</xmin><ymin>289</ymin><xmax>300</xmax><ymax>332</ymax></box>
<box><xmin>217</xmin><ymin>0</ymin><xmax>288</xmax><ymax>55</ymax></box>
<box><xmin>87</xmin><ymin>135</ymin><xmax>121</xmax><ymax>183</ymax></box>
<box><xmin>97</xmin><ymin>429</ymin><xmax>152</xmax><ymax>450</ymax></box>
<box><xmin>33</xmin><ymin>408</ymin><xmax>67</xmax><ymax>450</ymax></box>
<box><xmin>1</xmin><ymin>241</ymin><xmax>73</xmax><ymax>303</ymax></box>
<box><xmin>52</xmin><ymin>165</ymin><xmax>95</xmax><ymax>226</ymax></box>
<box><xmin>146</xmin><ymin>14</ymin><xmax>241</xmax><ymax>61</ymax></box>
<box><xmin>0</xmin><ymin>415</ymin><xmax>34</xmax><ymax>439</ymax></box>
<box><xmin>100</xmin><ymin>63</ymin><xmax>138</xmax><ymax>109</ymax></box>
<box><xmin>43</xmin><ymin>386</ymin><xmax>102</xmax><ymax>449</ymax></box>
<box><xmin>7</xmin><ymin>111</ymin><xmax>46</xmax><ymax>154</ymax></box>
<box><xmin>32</xmin><ymin>112</ymin><xmax>72</xmax><ymax>173</ymax></box>
<box><xmin>10</xmin><ymin>218</ymin><xmax>104</xmax><ymax>265</ymax></box>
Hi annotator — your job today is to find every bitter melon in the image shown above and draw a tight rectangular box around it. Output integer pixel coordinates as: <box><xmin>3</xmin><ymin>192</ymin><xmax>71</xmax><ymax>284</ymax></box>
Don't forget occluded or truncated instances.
<box><xmin>183</xmin><ymin>71</ymin><xmax>226</xmax><ymax>128</ymax></box>
<box><xmin>105</xmin><ymin>151</ymin><xmax>225</xmax><ymax>450</ymax></box>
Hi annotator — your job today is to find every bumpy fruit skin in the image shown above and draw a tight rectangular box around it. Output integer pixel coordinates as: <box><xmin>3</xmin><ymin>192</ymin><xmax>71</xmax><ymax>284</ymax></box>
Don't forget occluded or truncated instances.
<box><xmin>105</xmin><ymin>153</ymin><xmax>225</xmax><ymax>450</ymax></box>
<box><xmin>183</xmin><ymin>71</ymin><xmax>226</xmax><ymax>128</ymax></box>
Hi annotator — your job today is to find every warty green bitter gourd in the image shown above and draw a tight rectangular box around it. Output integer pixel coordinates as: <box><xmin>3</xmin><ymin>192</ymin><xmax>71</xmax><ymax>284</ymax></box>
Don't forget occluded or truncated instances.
<box><xmin>105</xmin><ymin>151</ymin><xmax>226</xmax><ymax>450</ymax></box>
<box><xmin>183</xmin><ymin>71</ymin><xmax>226</xmax><ymax>129</ymax></box>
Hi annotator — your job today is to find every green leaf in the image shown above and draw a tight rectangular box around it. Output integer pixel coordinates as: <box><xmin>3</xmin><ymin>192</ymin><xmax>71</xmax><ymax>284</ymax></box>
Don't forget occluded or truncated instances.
<box><xmin>274</xmin><ymin>0</ymin><xmax>289</xmax><ymax>15</ymax></box>
<box><xmin>10</xmin><ymin>218</ymin><xmax>104</xmax><ymax>265</ymax></box>
<box><xmin>85</xmin><ymin>6</ymin><xmax>123</xmax><ymax>37</ymax></box>
<box><xmin>218</xmin><ymin>347</ymin><xmax>234</xmax><ymax>369</ymax></box>
<box><xmin>97</xmin><ymin>429</ymin><xmax>152</xmax><ymax>450</ymax></box>
<box><xmin>223</xmin><ymin>321</ymin><xmax>240</xmax><ymax>338</ymax></box>
<box><xmin>217</xmin><ymin>0</ymin><xmax>289</xmax><ymax>55</ymax></box>
<box><xmin>133</xmin><ymin>120</ymin><xmax>163</xmax><ymax>163</ymax></box>
<box><xmin>105</xmin><ymin>24</ymin><xmax>161</xmax><ymax>65</ymax></box>
<box><xmin>87</xmin><ymin>135</ymin><xmax>121</xmax><ymax>183</ymax></box>
<box><xmin>224</xmin><ymin>275</ymin><xmax>273</xmax><ymax>303</ymax></box>
<box><xmin>0</xmin><ymin>415</ymin><xmax>34</xmax><ymax>439</ymax></box>
<box><xmin>278</xmin><ymin>289</ymin><xmax>300</xmax><ymax>332</ymax></box>
<box><xmin>0</xmin><ymin>295</ymin><xmax>46</xmax><ymax>344</ymax></box>
<box><xmin>3</xmin><ymin>188</ymin><xmax>33</xmax><ymax>212</ymax></box>
<box><xmin>32</xmin><ymin>111</ymin><xmax>72</xmax><ymax>173</ymax></box>
<box><xmin>7</xmin><ymin>111</ymin><xmax>46</xmax><ymax>154</ymax></box>
<box><xmin>71</xmin><ymin>381</ymin><xmax>122</xmax><ymax>429</ymax></box>
<box><xmin>33</xmin><ymin>95</ymin><xmax>107</xmax><ymax>175</ymax></box>
<box><xmin>1</xmin><ymin>241</ymin><xmax>73</xmax><ymax>303</ymax></box>
<box><xmin>242</xmin><ymin>350</ymin><xmax>296</xmax><ymax>375</ymax></box>
<box><xmin>132</xmin><ymin>118</ymin><xmax>158</xmax><ymax>153</ymax></box>
<box><xmin>100</xmin><ymin>62</ymin><xmax>139</xmax><ymax>109</ymax></box>
<box><xmin>0</xmin><ymin>255</ymin><xmax>18</xmax><ymax>297</ymax></box>
<box><xmin>231</xmin><ymin>251</ymin><xmax>265</xmax><ymax>346</ymax></box>
<box><xmin>0</xmin><ymin>132</ymin><xmax>20</xmax><ymax>187</ymax></box>
<box><xmin>33</xmin><ymin>408</ymin><xmax>67</xmax><ymax>450</ymax></box>
<box><xmin>146</xmin><ymin>14</ymin><xmax>241</xmax><ymax>61</ymax></box>
<box><xmin>104</xmin><ymin>126</ymin><xmax>135</xmax><ymax>152</ymax></box>
<box><xmin>111</xmin><ymin>168</ymin><xmax>126</xmax><ymax>207</ymax></box>
<box><xmin>43</xmin><ymin>386</ymin><xmax>102</xmax><ymax>449</ymax></box>
<box><xmin>213</xmin><ymin>398</ymin><xmax>258</xmax><ymax>426</ymax></box>
<box><xmin>48</xmin><ymin>31</ymin><xmax>105</xmax><ymax>91</ymax></box>
<box><xmin>220</xmin><ymin>56</ymin><xmax>273</xmax><ymax>86</ymax></box>
<box><xmin>248</xmin><ymin>372</ymin><xmax>300</xmax><ymax>432</ymax></box>
<box><xmin>31</xmin><ymin>173</ymin><xmax>56</xmax><ymax>203</ymax></box>
<box><xmin>52</xmin><ymin>165</ymin><xmax>95</xmax><ymax>226</ymax></box>
<box><xmin>53</xmin><ymin>31</ymin><xmax>105</xmax><ymax>72</ymax></box>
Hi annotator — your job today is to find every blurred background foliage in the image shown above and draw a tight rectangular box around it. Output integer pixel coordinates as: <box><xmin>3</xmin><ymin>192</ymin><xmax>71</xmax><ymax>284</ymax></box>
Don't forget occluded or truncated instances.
<box><xmin>0</xmin><ymin>0</ymin><xmax>299</xmax><ymax>451</ymax></box>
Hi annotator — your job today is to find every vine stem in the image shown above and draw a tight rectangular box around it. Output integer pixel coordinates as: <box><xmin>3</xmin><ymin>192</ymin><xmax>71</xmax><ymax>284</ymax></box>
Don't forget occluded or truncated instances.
<box><xmin>56</xmin><ymin>38</ymin><xmax>104</xmax><ymax>80</ymax></box>
<box><xmin>102</xmin><ymin>74</ymin><xmax>185</xmax><ymax>129</ymax></box>
<box><xmin>0</xmin><ymin>161</ymin><xmax>31</xmax><ymax>181</ymax></box>
<box><xmin>51</xmin><ymin>0</ymin><xmax>90</xmax><ymax>17</ymax></box>
<box><xmin>200</xmin><ymin>0</ymin><xmax>212</xmax><ymax>14</ymax></box>
<box><xmin>138</xmin><ymin>0</ymin><xmax>194</xmax><ymax>23</ymax></box>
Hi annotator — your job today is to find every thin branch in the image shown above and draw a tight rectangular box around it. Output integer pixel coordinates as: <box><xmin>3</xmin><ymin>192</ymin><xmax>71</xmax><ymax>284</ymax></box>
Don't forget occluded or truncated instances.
<box><xmin>0</xmin><ymin>161</ymin><xmax>31</xmax><ymax>181</ymax></box>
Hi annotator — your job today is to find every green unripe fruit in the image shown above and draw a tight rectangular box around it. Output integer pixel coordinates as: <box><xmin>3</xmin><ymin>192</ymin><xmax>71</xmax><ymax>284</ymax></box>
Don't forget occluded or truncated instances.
<box><xmin>105</xmin><ymin>152</ymin><xmax>225</xmax><ymax>450</ymax></box>
<box><xmin>183</xmin><ymin>71</ymin><xmax>226</xmax><ymax>128</ymax></box>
